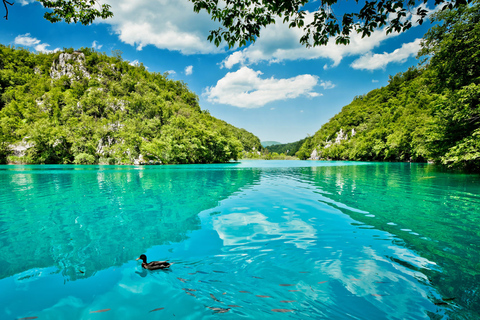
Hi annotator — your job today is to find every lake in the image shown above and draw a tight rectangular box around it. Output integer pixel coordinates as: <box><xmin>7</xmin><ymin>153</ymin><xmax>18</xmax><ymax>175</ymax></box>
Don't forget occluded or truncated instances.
<box><xmin>0</xmin><ymin>161</ymin><xmax>479</xmax><ymax>319</ymax></box>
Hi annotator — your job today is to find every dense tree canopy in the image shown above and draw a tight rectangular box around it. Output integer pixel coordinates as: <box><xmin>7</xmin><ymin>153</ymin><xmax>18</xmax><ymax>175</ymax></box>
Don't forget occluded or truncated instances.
<box><xmin>192</xmin><ymin>0</ymin><xmax>474</xmax><ymax>47</ymax></box>
<box><xmin>296</xmin><ymin>1</ymin><xmax>480</xmax><ymax>171</ymax></box>
<box><xmin>265</xmin><ymin>138</ymin><xmax>307</xmax><ymax>155</ymax></box>
<box><xmin>2</xmin><ymin>0</ymin><xmax>112</xmax><ymax>22</ymax></box>
<box><xmin>2</xmin><ymin>0</ymin><xmax>474</xmax><ymax>47</ymax></box>
<box><xmin>0</xmin><ymin>46</ymin><xmax>262</xmax><ymax>164</ymax></box>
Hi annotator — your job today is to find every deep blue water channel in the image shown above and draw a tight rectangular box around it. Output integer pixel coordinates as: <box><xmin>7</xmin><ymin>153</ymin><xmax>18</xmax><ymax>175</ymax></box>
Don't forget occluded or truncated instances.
<box><xmin>0</xmin><ymin>161</ymin><xmax>479</xmax><ymax>319</ymax></box>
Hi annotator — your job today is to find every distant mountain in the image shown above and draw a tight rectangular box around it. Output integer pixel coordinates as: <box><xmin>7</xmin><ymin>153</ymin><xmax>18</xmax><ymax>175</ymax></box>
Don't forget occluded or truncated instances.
<box><xmin>265</xmin><ymin>138</ymin><xmax>307</xmax><ymax>156</ymax></box>
<box><xmin>261</xmin><ymin>141</ymin><xmax>282</xmax><ymax>147</ymax></box>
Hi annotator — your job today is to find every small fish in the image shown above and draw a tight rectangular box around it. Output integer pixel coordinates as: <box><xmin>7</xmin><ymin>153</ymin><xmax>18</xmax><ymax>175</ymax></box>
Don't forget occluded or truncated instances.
<box><xmin>279</xmin><ymin>284</ymin><xmax>296</xmax><ymax>286</ymax></box>
<box><xmin>208</xmin><ymin>280</ymin><xmax>222</xmax><ymax>283</ymax></box>
<box><xmin>186</xmin><ymin>292</ymin><xmax>196</xmax><ymax>297</ymax></box>
<box><xmin>374</xmin><ymin>281</ymin><xmax>388</xmax><ymax>284</ymax></box>
<box><xmin>149</xmin><ymin>308</ymin><xmax>165</xmax><ymax>312</ymax></box>
<box><xmin>177</xmin><ymin>277</ymin><xmax>188</xmax><ymax>283</ymax></box>
<box><xmin>228</xmin><ymin>305</ymin><xmax>242</xmax><ymax>308</ymax></box>
<box><xmin>196</xmin><ymin>271</ymin><xmax>209</xmax><ymax>274</ymax></box>
<box><xmin>182</xmin><ymin>288</ymin><xmax>197</xmax><ymax>292</ymax></box>
<box><xmin>280</xmin><ymin>300</ymin><xmax>296</xmax><ymax>303</ymax></box>
<box><xmin>90</xmin><ymin>308</ymin><xmax>111</xmax><ymax>313</ymax></box>
<box><xmin>198</xmin><ymin>280</ymin><xmax>209</xmax><ymax>283</ymax></box>
<box><xmin>17</xmin><ymin>317</ymin><xmax>38</xmax><ymax>320</ymax></box>
<box><xmin>288</xmin><ymin>290</ymin><xmax>300</xmax><ymax>292</ymax></box>
<box><xmin>78</xmin><ymin>270</ymin><xmax>85</xmax><ymax>274</ymax></box>
<box><xmin>207</xmin><ymin>307</ymin><xmax>230</xmax><ymax>314</ymax></box>
<box><xmin>213</xmin><ymin>270</ymin><xmax>227</xmax><ymax>273</ymax></box>
<box><xmin>272</xmin><ymin>309</ymin><xmax>294</xmax><ymax>313</ymax></box>
<box><xmin>317</xmin><ymin>281</ymin><xmax>328</xmax><ymax>284</ymax></box>
<box><xmin>210</xmin><ymin>293</ymin><xmax>221</xmax><ymax>302</ymax></box>
<box><xmin>310</xmin><ymin>286</ymin><xmax>315</xmax><ymax>292</ymax></box>
<box><xmin>239</xmin><ymin>290</ymin><xmax>251</xmax><ymax>293</ymax></box>
<box><xmin>434</xmin><ymin>302</ymin><xmax>449</xmax><ymax>306</ymax></box>
<box><xmin>371</xmin><ymin>294</ymin><xmax>387</xmax><ymax>297</ymax></box>
<box><xmin>252</xmin><ymin>276</ymin><xmax>263</xmax><ymax>279</ymax></box>
<box><xmin>188</xmin><ymin>272</ymin><xmax>197</xmax><ymax>275</ymax></box>
<box><xmin>256</xmin><ymin>295</ymin><xmax>271</xmax><ymax>298</ymax></box>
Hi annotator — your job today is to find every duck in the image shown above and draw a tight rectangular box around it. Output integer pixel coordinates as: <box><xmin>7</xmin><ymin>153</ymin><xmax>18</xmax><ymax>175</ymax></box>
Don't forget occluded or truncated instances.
<box><xmin>136</xmin><ymin>254</ymin><xmax>172</xmax><ymax>270</ymax></box>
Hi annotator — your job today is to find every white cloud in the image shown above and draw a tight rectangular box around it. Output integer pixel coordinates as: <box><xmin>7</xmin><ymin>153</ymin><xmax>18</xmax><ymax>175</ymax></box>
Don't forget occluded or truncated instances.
<box><xmin>165</xmin><ymin>70</ymin><xmax>176</xmax><ymax>75</ymax></box>
<box><xmin>101</xmin><ymin>0</ymin><xmax>223</xmax><ymax>54</ymax></box>
<box><xmin>92</xmin><ymin>40</ymin><xmax>103</xmax><ymax>50</ymax></box>
<box><xmin>320</xmin><ymin>80</ymin><xmax>335</xmax><ymax>90</ymax></box>
<box><xmin>14</xmin><ymin>33</ymin><xmax>60</xmax><ymax>53</ymax></box>
<box><xmin>14</xmin><ymin>33</ymin><xmax>40</xmax><ymax>47</ymax></box>
<box><xmin>18</xmin><ymin>0</ymin><xmax>35</xmax><ymax>5</ymax></box>
<box><xmin>221</xmin><ymin>51</ymin><xmax>247</xmax><ymax>69</ymax></box>
<box><xmin>204</xmin><ymin>66</ymin><xmax>320</xmax><ymax>108</ymax></box>
<box><xmin>372</xmin><ymin>79</ymin><xmax>379</xmax><ymax>83</ymax></box>
<box><xmin>129</xmin><ymin>59</ymin><xmax>140</xmax><ymax>66</ymax></box>
<box><xmin>185</xmin><ymin>65</ymin><xmax>193</xmax><ymax>75</ymax></box>
<box><xmin>350</xmin><ymin>38</ymin><xmax>422</xmax><ymax>70</ymax></box>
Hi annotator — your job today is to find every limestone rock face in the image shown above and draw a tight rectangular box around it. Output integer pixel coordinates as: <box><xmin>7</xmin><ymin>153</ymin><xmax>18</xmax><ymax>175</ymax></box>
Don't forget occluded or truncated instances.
<box><xmin>309</xmin><ymin>127</ymin><xmax>357</xmax><ymax>159</ymax></box>
<box><xmin>9</xmin><ymin>139</ymin><xmax>34</xmax><ymax>157</ymax></box>
<box><xmin>134</xmin><ymin>154</ymin><xmax>145</xmax><ymax>165</ymax></box>
<box><xmin>96</xmin><ymin>137</ymin><xmax>116</xmax><ymax>156</ymax></box>
<box><xmin>50</xmin><ymin>52</ymin><xmax>91</xmax><ymax>80</ymax></box>
<box><xmin>334</xmin><ymin>128</ymin><xmax>348</xmax><ymax>144</ymax></box>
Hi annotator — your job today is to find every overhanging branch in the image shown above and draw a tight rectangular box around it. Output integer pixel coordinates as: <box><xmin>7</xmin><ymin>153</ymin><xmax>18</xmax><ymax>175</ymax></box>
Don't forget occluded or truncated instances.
<box><xmin>3</xmin><ymin>0</ymin><xmax>13</xmax><ymax>20</ymax></box>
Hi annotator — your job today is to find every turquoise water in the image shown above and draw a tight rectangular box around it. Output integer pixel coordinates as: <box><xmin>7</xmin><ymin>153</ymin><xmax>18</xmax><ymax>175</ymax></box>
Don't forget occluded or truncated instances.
<box><xmin>0</xmin><ymin>161</ymin><xmax>479</xmax><ymax>319</ymax></box>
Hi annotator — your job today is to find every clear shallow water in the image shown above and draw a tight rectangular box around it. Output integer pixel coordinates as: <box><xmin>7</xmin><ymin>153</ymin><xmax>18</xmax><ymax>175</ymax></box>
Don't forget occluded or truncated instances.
<box><xmin>0</xmin><ymin>161</ymin><xmax>479</xmax><ymax>319</ymax></box>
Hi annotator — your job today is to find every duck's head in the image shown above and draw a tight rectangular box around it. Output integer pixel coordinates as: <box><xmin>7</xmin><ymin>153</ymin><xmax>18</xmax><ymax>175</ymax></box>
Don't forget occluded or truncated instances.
<box><xmin>136</xmin><ymin>254</ymin><xmax>147</xmax><ymax>263</ymax></box>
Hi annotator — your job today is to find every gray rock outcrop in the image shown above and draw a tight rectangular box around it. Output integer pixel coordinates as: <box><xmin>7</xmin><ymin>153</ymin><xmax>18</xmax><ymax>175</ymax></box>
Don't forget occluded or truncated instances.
<box><xmin>50</xmin><ymin>52</ymin><xmax>90</xmax><ymax>80</ymax></box>
<box><xmin>9</xmin><ymin>139</ymin><xmax>34</xmax><ymax>157</ymax></box>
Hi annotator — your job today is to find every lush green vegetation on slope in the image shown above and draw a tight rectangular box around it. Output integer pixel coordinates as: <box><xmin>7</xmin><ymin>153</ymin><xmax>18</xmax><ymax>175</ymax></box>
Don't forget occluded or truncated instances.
<box><xmin>0</xmin><ymin>47</ymin><xmax>261</xmax><ymax>165</ymax></box>
<box><xmin>297</xmin><ymin>2</ymin><xmax>480</xmax><ymax>172</ymax></box>
<box><xmin>265</xmin><ymin>138</ymin><xmax>307</xmax><ymax>156</ymax></box>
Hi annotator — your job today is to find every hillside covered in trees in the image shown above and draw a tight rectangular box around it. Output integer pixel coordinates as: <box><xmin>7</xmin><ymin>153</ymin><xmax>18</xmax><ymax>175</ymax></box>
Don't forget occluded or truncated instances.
<box><xmin>265</xmin><ymin>138</ymin><xmax>307</xmax><ymax>156</ymax></box>
<box><xmin>297</xmin><ymin>2</ymin><xmax>480</xmax><ymax>172</ymax></box>
<box><xmin>0</xmin><ymin>47</ymin><xmax>261</xmax><ymax>165</ymax></box>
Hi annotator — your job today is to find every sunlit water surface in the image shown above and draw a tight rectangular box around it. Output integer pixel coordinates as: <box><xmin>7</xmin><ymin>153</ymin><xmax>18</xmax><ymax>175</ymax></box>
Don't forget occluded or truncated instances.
<box><xmin>0</xmin><ymin>161</ymin><xmax>479</xmax><ymax>319</ymax></box>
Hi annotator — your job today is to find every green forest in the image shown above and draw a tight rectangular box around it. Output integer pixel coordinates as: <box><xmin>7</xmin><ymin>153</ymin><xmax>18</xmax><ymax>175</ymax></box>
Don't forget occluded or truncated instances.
<box><xmin>265</xmin><ymin>138</ymin><xmax>307</xmax><ymax>155</ymax></box>
<box><xmin>0</xmin><ymin>47</ymin><xmax>261</xmax><ymax>165</ymax></box>
<box><xmin>296</xmin><ymin>2</ymin><xmax>480</xmax><ymax>172</ymax></box>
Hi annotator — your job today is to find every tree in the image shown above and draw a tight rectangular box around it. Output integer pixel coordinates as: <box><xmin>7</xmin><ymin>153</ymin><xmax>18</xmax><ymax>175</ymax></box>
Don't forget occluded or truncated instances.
<box><xmin>2</xmin><ymin>0</ymin><xmax>473</xmax><ymax>47</ymax></box>
<box><xmin>192</xmin><ymin>0</ymin><xmax>472</xmax><ymax>47</ymax></box>
<box><xmin>418</xmin><ymin>0</ymin><xmax>480</xmax><ymax>91</ymax></box>
<box><xmin>2</xmin><ymin>0</ymin><xmax>112</xmax><ymax>24</ymax></box>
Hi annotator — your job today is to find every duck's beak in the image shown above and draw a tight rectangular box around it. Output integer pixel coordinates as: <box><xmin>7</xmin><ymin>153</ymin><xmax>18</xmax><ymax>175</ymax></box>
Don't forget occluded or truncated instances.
<box><xmin>136</xmin><ymin>258</ymin><xmax>140</xmax><ymax>260</ymax></box>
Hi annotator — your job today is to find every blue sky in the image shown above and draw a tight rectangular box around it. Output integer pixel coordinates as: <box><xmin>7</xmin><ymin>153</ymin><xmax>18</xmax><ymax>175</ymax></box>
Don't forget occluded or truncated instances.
<box><xmin>0</xmin><ymin>1</ymin><xmax>438</xmax><ymax>143</ymax></box>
